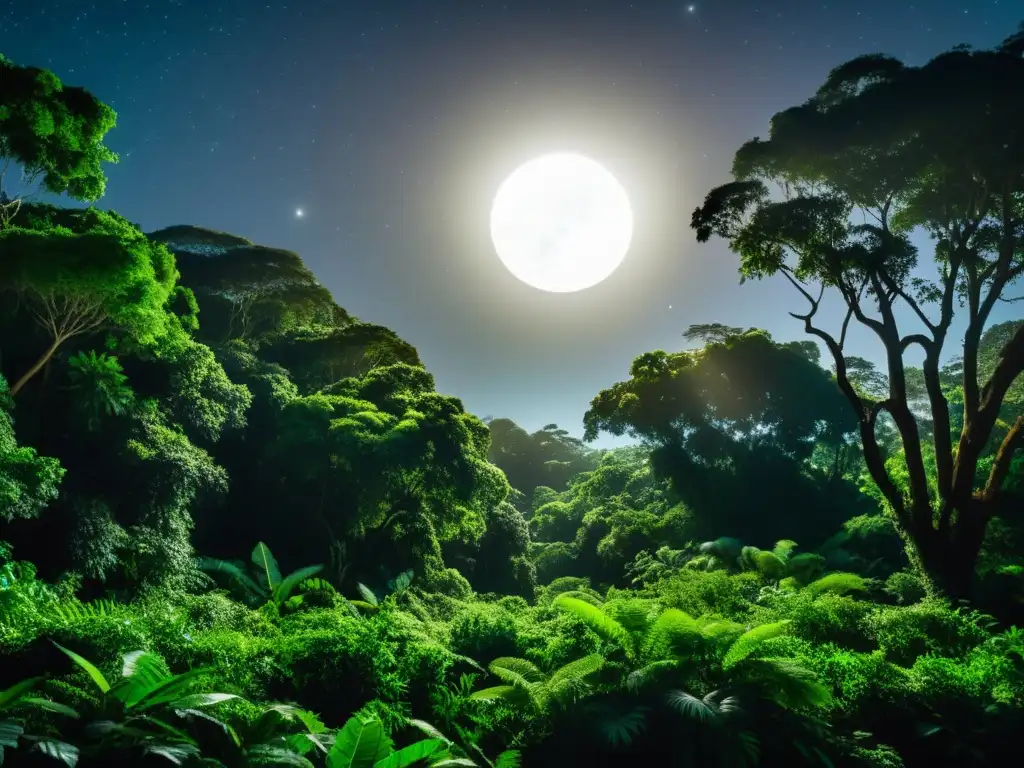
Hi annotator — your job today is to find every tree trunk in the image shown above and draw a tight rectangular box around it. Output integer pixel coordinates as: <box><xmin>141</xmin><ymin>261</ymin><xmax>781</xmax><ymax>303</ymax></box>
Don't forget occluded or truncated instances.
<box><xmin>8</xmin><ymin>337</ymin><xmax>62</xmax><ymax>397</ymax></box>
<box><xmin>914</xmin><ymin>498</ymin><xmax>991</xmax><ymax>600</ymax></box>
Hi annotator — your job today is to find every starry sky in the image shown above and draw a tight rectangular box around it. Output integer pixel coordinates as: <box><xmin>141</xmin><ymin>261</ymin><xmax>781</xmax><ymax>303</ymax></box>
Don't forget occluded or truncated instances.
<box><xmin>2</xmin><ymin>1</ymin><xmax>1020</xmax><ymax>445</ymax></box>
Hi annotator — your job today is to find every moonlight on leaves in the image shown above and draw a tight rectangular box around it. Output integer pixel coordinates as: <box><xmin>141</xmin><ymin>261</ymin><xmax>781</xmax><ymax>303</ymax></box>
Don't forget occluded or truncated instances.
<box><xmin>489</xmin><ymin>152</ymin><xmax>634</xmax><ymax>293</ymax></box>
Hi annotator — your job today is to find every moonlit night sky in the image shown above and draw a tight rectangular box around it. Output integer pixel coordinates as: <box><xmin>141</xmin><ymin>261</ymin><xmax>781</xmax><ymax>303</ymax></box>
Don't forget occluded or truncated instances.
<box><xmin>2</xmin><ymin>1</ymin><xmax>1020</xmax><ymax>445</ymax></box>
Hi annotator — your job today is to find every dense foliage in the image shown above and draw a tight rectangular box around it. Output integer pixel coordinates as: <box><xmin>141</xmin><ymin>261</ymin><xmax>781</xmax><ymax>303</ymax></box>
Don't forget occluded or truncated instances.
<box><xmin>2</xmin><ymin>30</ymin><xmax>1023</xmax><ymax>768</ymax></box>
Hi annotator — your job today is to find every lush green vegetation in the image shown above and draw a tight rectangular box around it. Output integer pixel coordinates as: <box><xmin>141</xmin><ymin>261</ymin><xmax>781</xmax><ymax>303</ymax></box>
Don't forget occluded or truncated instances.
<box><xmin>2</xmin><ymin>30</ymin><xmax>1024</xmax><ymax>768</ymax></box>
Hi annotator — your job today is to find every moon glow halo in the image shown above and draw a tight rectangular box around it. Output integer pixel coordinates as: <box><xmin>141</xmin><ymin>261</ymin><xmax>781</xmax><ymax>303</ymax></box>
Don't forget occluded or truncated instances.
<box><xmin>489</xmin><ymin>153</ymin><xmax>634</xmax><ymax>293</ymax></box>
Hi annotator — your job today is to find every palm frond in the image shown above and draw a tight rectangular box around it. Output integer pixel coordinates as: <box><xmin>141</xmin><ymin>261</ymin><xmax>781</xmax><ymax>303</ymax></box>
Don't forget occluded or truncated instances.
<box><xmin>592</xmin><ymin>703</ymin><xmax>649</xmax><ymax>747</ymax></box>
<box><xmin>665</xmin><ymin>690</ymin><xmax>722</xmax><ymax>724</ymax></box>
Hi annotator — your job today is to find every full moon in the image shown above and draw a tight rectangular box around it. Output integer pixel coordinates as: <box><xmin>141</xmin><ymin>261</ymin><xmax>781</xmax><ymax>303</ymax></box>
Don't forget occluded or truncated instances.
<box><xmin>489</xmin><ymin>152</ymin><xmax>634</xmax><ymax>293</ymax></box>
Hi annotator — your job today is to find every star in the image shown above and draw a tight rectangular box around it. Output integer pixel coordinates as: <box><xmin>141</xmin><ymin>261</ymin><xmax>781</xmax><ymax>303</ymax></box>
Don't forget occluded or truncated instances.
<box><xmin>687</xmin><ymin>4</ymin><xmax>696</xmax><ymax>12</ymax></box>
<box><xmin>295</xmin><ymin>208</ymin><xmax>304</xmax><ymax>218</ymax></box>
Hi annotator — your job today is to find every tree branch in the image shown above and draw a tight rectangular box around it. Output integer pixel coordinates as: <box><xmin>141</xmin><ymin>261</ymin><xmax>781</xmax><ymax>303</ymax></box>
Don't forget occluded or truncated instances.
<box><xmin>782</xmin><ymin>272</ymin><xmax>910</xmax><ymax>527</ymax></box>
<box><xmin>982</xmin><ymin>415</ymin><xmax>1024</xmax><ymax>501</ymax></box>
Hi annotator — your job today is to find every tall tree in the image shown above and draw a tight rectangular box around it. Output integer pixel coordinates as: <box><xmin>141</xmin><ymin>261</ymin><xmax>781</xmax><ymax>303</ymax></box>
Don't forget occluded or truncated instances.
<box><xmin>690</xmin><ymin>33</ymin><xmax>1024</xmax><ymax>597</ymax></box>
<box><xmin>0</xmin><ymin>54</ymin><xmax>117</xmax><ymax>226</ymax></box>
<box><xmin>0</xmin><ymin>206</ymin><xmax>177</xmax><ymax>396</ymax></box>
<box><xmin>583</xmin><ymin>330</ymin><xmax>863</xmax><ymax>545</ymax></box>
<box><xmin>485</xmin><ymin>418</ymin><xmax>597</xmax><ymax>510</ymax></box>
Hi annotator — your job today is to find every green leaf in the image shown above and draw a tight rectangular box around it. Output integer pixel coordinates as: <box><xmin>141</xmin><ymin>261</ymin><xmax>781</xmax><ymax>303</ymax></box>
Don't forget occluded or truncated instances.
<box><xmin>0</xmin><ymin>720</ymin><xmax>24</xmax><ymax>748</ymax></box>
<box><xmin>468</xmin><ymin>685</ymin><xmax>518</xmax><ymax>701</ymax></box>
<box><xmin>170</xmin><ymin>693</ymin><xmax>239</xmax><ymax>709</ymax></box>
<box><xmin>29</xmin><ymin>738</ymin><xmax>79</xmax><ymax>767</ymax></box>
<box><xmin>356</xmin><ymin>584</ymin><xmax>379</xmax><ymax>607</ymax></box>
<box><xmin>197</xmin><ymin>557</ymin><xmax>266</xmax><ymax>598</ymax></box>
<box><xmin>132</xmin><ymin>667</ymin><xmax>216</xmax><ymax>711</ymax></box>
<box><xmin>173</xmin><ymin>707</ymin><xmax>241</xmax><ymax>746</ymax></box>
<box><xmin>430</xmin><ymin>760</ymin><xmax>477</xmax><ymax>768</ymax></box>
<box><xmin>116</xmin><ymin>651</ymin><xmax>171</xmax><ymax>706</ymax></box>
<box><xmin>0</xmin><ymin>678</ymin><xmax>42</xmax><ymax>710</ymax></box>
<box><xmin>21</xmin><ymin>698</ymin><xmax>79</xmax><ymax>718</ymax></box>
<box><xmin>372</xmin><ymin>738</ymin><xmax>443</xmax><ymax>768</ymax></box>
<box><xmin>143</xmin><ymin>742</ymin><xmax>200</xmax><ymax>764</ymax></box>
<box><xmin>52</xmin><ymin>642</ymin><xmax>110</xmax><ymax>693</ymax></box>
<box><xmin>494</xmin><ymin>751</ymin><xmax>521</xmax><ymax>768</ymax></box>
<box><xmin>273</xmin><ymin>565</ymin><xmax>325</xmax><ymax>605</ymax></box>
<box><xmin>405</xmin><ymin>720</ymin><xmax>451</xmax><ymax>744</ymax></box>
<box><xmin>327</xmin><ymin>716</ymin><xmax>393</xmax><ymax>768</ymax></box>
<box><xmin>247</xmin><ymin>745</ymin><xmax>315</xmax><ymax>767</ymax></box>
<box><xmin>252</xmin><ymin>542</ymin><xmax>283</xmax><ymax>590</ymax></box>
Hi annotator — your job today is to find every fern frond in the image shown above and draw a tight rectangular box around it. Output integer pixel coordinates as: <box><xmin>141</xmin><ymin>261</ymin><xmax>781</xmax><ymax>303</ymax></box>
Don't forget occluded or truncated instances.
<box><xmin>546</xmin><ymin>654</ymin><xmax>603</xmax><ymax>704</ymax></box>
<box><xmin>698</xmin><ymin>619</ymin><xmax>745</xmax><ymax>645</ymax></box>
<box><xmin>723</xmin><ymin>621</ymin><xmax>791</xmax><ymax>668</ymax></box>
<box><xmin>469</xmin><ymin>685</ymin><xmax>519</xmax><ymax>701</ymax></box>
<box><xmin>740</xmin><ymin>658</ymin><xmax>832</xmax><ymax>710</ymax></box>
<box><xmin>487</xmin><ymin>658</ymin><xmax>543</xmax><ymax>684</ymax></box>
<box><xmin>604</xmin><ymin>599</ymin><xmax>657</xmax><ymax>634</ymax></box>
<box><xmin>643</xmin><ymin>608</ymin><xmax>701</xmax><ymax>658</ymax></box>
<box><xmin>553</xmin><ymin>596</ymin><xmax>630</xmax><ymax>650</ymax></box>
<box><xmin>625</xmin><ymin>660</ymin><xmax>682</xmax><ymax>693</ymax></box>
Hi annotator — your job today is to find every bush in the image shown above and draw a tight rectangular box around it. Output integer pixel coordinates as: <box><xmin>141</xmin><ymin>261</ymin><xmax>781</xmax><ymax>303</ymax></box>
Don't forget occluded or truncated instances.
<box><xmin>865</xmin><ymin>599</ymin><xmax>990</xmax><ymax>666</ymax></box>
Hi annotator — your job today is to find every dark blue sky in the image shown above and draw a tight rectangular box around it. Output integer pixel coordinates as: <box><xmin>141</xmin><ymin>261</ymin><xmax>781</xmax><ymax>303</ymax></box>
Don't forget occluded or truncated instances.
<box><xmin>2</xmin><ymin>1</ymin><xmax>1020</xmax><ymax>444</ymax></box>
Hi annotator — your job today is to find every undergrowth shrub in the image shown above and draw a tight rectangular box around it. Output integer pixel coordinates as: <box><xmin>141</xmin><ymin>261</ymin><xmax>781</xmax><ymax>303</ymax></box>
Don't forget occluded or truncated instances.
<box><xmin>865</xmin><ymin>599</ymin><xmax>990</xmax><ymax>665</ymax></box>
